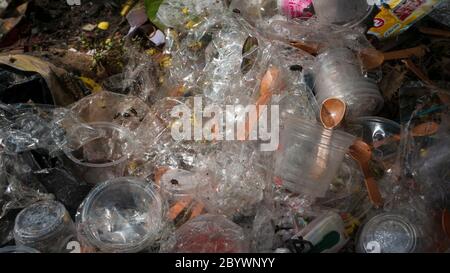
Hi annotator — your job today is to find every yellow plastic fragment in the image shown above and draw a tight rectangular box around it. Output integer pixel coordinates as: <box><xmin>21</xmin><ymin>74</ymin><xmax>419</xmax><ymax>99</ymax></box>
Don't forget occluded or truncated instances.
<box><xmin>97</xmin><ymin>21</ymin><xmax>110</xmax><ymax>30</ymax></box>
<box><xmin>79</xmin><ymin>76</ymin><xmax>102</xmax><ymax>93</ymax></box>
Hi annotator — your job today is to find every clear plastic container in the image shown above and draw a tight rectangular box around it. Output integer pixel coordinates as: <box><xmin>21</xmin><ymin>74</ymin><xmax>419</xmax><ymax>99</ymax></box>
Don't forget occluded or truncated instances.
<box><xmin>275</xmin><ymin>118</ymin><xmax>355</xmax><ymax>198</ymax></box>
<box><xmin>314</xmin><ymin>48</ymin><xmax>384</xmax><ymax>120</ymax></box>
<box><xmin>76</xmin><ymin>177</ymin><xmax>165</xmax><ymax>253</ymax></box>
<box><xmin>162</xmin><ymin>214</ymin><xmax>249</xmax><ymax>253</ymax></box>
<box><xmin>0</xmin><ymin>245</ymin><xmax>40</xmax><ymax>253</ymax></box>
<box><xmin>356</xmin><ymin>213</ymin><xmax>422</xmax><ymax>253</ymax></box>
<box><xmin>62</xmin><ymin>122</ymin><xmax>134</xmax><ymax>185</ymax></box>
<box><xmin>13</xmin><ymin>200</ymin><xmax>76</xmax><ymax>253</ymax></box>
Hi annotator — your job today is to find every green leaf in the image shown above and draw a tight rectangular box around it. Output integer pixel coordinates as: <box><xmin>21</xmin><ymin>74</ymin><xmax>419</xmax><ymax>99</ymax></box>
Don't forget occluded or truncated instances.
<box><xmin>144</xmin><ymin>0</ymin><xmax>164</xmax><ymax>21</ymax></box>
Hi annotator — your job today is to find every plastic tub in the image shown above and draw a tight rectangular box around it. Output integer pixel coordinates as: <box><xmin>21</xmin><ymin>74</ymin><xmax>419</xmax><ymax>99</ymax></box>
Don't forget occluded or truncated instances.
<box><xmin>275</xmin><ymin>118</ymin><xmax>355</xmax><ymax>198</ymax></box>
<box><xmin>76</xmin><ymin>177</ymin><xmax>165</xmax><ymax>253</ymax></box>
<box><xmin>13</xmin><ymin>200</ymin><xmax>76</xmax><ymax>253</ymax></box>
<box><xmin>62</xmin><ymin>122</ymin><xmax>134</xmax><ymax>185</ymax></box>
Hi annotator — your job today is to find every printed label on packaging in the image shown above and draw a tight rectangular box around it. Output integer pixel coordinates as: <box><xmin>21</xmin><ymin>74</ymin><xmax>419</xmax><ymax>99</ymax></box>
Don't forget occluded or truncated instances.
<box><xmin>279</xmin><ymin>0</ymin><xmax>314</xmax><ymax>18</ymax></box>
<box><xmin>368</xmin><ymin>0</ymin><xmax>444</xmax><ymax>39</ymax></box>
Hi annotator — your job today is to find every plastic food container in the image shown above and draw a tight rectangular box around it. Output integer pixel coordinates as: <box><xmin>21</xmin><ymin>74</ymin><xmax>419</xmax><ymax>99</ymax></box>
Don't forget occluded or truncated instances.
<box><xmin>163</xmin><ymin>214</ymin><xmax>249</xmax><ymax>253</ymax></box>
<box><xmin>62</xmin><ymin>122</ymin><xmax>134</xmax><ymax>185</ymax></box>
<box><xmin>76</xmin><ymin>177</ymin><xmax>165</xmax><ymax>253</ymax></box>
<box><xmin>13</xmin><ymin>200</ymin><xmax>76</xmax><ymax>253</ymax></box>
<box><xmin>356</xmin><ymin>213</ymin><xmax>422</xmax><ymax>253</ymax></box>
<box><xmin>314</xmin><ymin>48</ymin><xmax>384</xmax><ymax>120</ymax></box>
<box><xmin>275</xmin><ymin>118</ymin><xmax>355</xmax><ymax>198</ymax></box>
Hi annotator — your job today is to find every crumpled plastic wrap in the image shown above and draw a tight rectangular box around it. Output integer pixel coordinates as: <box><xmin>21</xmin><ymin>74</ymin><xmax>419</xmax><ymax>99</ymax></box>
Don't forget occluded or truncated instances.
<box><xmin>0</xmin><ymin>152</ymin><xmax>52</xmax><ymax>219</ymax></box>
<box><xmin>195</xmin><ymin>142</ymin><xmax>268</xmax><ymax>217</ymax></box>
<box><xmin>0</xmin><ymin>103</ymin><xmax>101</xmax><ymax>156</ymax></box>
<box><xmin>102</xmin><ymin>45</ymin><xmax>161</xmax><ymax>104</ymax></box>
<box><xmin>156</xmin><ymin>0</ymin><xmax>225</xmax><ymax>30</ymax></box>
<box><xmin>160</xmin><ymin>214</ymin><xmax>249</xmax><ymax>253</ymax></box>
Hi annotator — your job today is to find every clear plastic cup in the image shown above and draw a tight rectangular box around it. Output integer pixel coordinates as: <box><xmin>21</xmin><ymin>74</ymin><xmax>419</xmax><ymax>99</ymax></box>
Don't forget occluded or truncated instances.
<box><xmin>62</xmin><ymin>122</ymin><xmax>134</xmax><ymax>185</ymax></box>
<box><xmin>275</xmin><ymin>118</ymin><xmax>355</xmax><ymax>198</ymax></box>
<box><xmin>76</xmin><ymin>177</ymin><xmax>165</xmax><ymax>253</ymax></box>
<box><xmin>314</xmin><ymin>48</ymin><xmax>384</xmax><ymax>120</ymax></box>
<box><xmin>13</xmin><ymin>200</ymin><xmax>76</xmax><ymax>253</ymax></box>
<box><xmin>356</xmin><ymin>213</ymin><xmax>421</xmax><ymax>253</ymax></box>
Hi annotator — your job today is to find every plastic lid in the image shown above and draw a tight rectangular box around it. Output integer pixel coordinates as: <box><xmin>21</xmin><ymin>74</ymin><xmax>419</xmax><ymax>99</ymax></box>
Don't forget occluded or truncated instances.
<box><xmin>79</xmin><ymin>177</ymin><xmax>164</xmax><ymax>252</ymax></box>
<box><xmin>14</xmin><ymin>200</ymin><xmax>67</xmax><ymax>242</ymax></box>
<box><xmin>357</xmin><ymin>213</ymin><xmax>418</xmax><ymax>253</ymax></box>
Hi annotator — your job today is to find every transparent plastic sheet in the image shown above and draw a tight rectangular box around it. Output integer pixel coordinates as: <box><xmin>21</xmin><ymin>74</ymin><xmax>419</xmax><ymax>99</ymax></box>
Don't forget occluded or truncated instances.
<box><xmin>396</xmin><ymin>82</ymin><xmax>450</xmax><ymax>200</ymax></box>
<box><xmin>160</xmin><ymin>214</ymin><xmax>249</xmax><ymax>253</ymax></box>
<box><xmin>0</xmin><ymin>103</ymin><xmax>102</xmax><ymax>157</ymax></box>
<box><xmin>102</xmin><ymin>44</ymin><xmax>161</xmax><ymax>105</ymax></box>
<box><xmin>228</xmin><ymin>0</ymin><xmax>374</xmax><ymax>54</ymax></box>
<box><xmin>128</xmin><ymin>97</ymin><xmax>218</xmax><ymax>179</ymax></box>
<box><xmin>194</xmin><ymin>142</ymin><xmax>268</xmax><ymax>218</ymax></box>
<box><xmin>0</xmin><ymin>152</ymin><xmax>52</xmax><ymax>220</ymax></box>
<box><xmin>358</xmin><ymin>82</ymin><xmax>450</xmax><ymax>253</ymax></box>
<box><xmin>156</xmin><ymin>0</ymin><xmax>226</xmax><ymax>31</ymax></box>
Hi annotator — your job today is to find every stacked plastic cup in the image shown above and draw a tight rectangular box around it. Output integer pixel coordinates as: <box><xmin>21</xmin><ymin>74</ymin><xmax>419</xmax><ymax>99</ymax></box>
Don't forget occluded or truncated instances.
<box><xmin>314</xmin><ymin>47</ymin><xmax>384</xmax><ymax>121</ymax></box>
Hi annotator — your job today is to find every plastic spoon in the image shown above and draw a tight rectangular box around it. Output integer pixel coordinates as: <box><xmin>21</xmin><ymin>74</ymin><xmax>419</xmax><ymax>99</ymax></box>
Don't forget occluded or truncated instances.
<box><xmin>349</xmin><ymin>139</ymin><xmax>383</xmax><ymax>208</ymax></box>
<box><xmin>372</xmin><ymin>121</ymin><xmax>439</xmax><ymax>148</ymax></box>
<box><xmin>320</xmin><ymin>97</ymin><xmax>347</xmax><ymax>130</ymax></box>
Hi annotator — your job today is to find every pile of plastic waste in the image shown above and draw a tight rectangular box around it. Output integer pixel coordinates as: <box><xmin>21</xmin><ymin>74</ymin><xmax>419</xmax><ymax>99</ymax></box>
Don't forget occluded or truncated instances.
<box><xmin>0</xmin><ymin>0</ymin><xmax>449</xmax><ymax>253</ymax></box>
